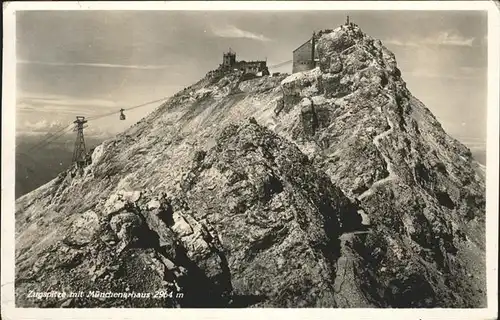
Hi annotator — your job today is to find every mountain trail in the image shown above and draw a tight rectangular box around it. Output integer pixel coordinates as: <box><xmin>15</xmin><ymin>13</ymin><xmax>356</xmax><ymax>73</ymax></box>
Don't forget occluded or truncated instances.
<box><xmin>358</xmin><ymin>92</ymin><xmax>397</xmax><ymax>201</ymax></box>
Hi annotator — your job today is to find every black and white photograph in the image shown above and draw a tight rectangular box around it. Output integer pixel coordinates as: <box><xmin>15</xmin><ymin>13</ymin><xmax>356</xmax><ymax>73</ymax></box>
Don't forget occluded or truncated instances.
<box><xmin>1</xmin><ymin>1</ymin><xmax>499</xmax><ymax>318</ymax></box>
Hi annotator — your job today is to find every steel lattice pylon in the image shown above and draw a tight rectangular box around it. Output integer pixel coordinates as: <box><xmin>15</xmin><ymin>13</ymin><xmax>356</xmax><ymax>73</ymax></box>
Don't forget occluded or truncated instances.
<box><xmin>72</xmin><ymin>116</ymin><xmax>88</xmax><ymax>168</ymax></box>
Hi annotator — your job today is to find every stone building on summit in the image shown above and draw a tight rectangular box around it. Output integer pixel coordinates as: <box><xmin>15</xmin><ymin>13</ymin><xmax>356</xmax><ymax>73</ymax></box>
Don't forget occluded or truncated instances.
<box><xmin>292</xmin><ymin>32</ymin><xmax>319</xmax><ymax>73</ymax></box>
<box><xmin>292</xmin><ymin>16</ymin><xmax>354</xmax><ymax>73</ymax></box>
<box><xmin>221</xmin><ymin>49</ymin><xmax>270</xmax><ymax>76</ymax></box>
<box><xmin>223</xmin><ymin>49</ymin><xmax>237</xmax><ymax>68</ymax></box>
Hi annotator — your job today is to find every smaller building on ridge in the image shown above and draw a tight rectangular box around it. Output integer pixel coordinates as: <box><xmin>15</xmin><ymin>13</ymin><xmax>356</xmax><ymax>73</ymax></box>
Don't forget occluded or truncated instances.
<box><xmin>221</xmin><ymin>49</ymin><xmax>270</xmax><ymax>76</ymax></box>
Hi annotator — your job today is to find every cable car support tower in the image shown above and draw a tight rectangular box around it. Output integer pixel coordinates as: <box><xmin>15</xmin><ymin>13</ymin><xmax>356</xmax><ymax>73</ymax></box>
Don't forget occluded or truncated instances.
<box><xmin>72</xmin><ymin>116</ymin><xmax>88</xmax><ymax>170</ymax></box>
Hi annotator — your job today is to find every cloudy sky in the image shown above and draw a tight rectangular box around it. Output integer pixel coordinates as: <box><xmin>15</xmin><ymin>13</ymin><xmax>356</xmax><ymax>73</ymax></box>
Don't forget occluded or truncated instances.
<box><xmin>16</xmin><ymin>10</ymin><xmax>487</xmax><ymax>144</ymax></box>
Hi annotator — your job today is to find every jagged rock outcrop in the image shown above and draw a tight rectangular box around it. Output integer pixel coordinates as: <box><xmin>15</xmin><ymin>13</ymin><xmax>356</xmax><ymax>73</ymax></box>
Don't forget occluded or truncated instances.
<box><xmin>273</xmin><ymin>23</ymin><xmax>486</xmax><ymax>308</ymax></box>
<box><xmin>15</xmin><ymin>22</ymin><xmax>486</xmax><ymax>308</ymax></box>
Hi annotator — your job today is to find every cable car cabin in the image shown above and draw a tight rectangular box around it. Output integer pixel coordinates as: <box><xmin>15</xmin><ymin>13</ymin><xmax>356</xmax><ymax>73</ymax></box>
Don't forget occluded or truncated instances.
<box><xmin>120</xmin><ymin>108</ymin><xmax>126</xmax><ymax>120</ymax></box>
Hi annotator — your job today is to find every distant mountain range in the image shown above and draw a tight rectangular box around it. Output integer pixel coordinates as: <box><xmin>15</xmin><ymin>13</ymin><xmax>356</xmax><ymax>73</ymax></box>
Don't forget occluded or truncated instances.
<box><xmin>15</xmin><ymin>134</ymin><xmax>105</xmax><ymax>198</ymax></box>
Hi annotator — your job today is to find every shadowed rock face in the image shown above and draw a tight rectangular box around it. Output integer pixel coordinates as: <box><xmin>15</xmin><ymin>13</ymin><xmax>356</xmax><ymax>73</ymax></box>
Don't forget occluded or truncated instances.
<box><xmin>276</xmin><ymin>23</ymin><xmax>486</xmax><ymax>308</ymax></box>
<box><xmin>175</xmin><ymin>122</ymin><xmax>362</xmax><ymax>307</ymax></box>
<box><xmin>15</xmin><ymin>23</ymin><xmax>485</xmax><ymax>308</ymax></box>
<box><xmin>15</xmin><ymin>122</ymin><xmax>361</xmax><ymax>308</ymax></box>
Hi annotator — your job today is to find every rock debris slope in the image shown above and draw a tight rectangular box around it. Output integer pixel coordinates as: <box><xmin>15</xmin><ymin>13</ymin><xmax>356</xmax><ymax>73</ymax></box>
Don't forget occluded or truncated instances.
<box><xmin>15</xmin><ymin>23</ymin><xmax>486</xmax><ymax>308</ymax></box>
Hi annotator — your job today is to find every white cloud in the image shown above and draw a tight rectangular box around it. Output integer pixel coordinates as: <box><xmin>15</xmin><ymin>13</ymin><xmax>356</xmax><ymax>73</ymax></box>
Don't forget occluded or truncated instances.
<box><xmin>211</xmin><ymin>25</ymin><xmax>271</xmax><ymax>42</ymax></box>
<box><xmin>21</xmin><ymin>120</ymin><xmax>66</xmax><ymax>131</ymax></box>
<box><xmin>81</xmin><ymin>125</ymin><xmax>117</xmax><ymax>139</ymax></box>
<box><xmin>404</xmin><ymin>69</ymin><xmax>480</xmax><ymax>80</ymax></box>
<box><xmin>383</xmin><ymin>39</ymin><xmax>419</xmax><ymax>47</ymax></box>
<box><xmin>17</xmin><ymin>60</ymin><xmax>172</xmax><ymax>70</ymax></box>
<box><xmin>430</xmin><ymin>31</ymin><xmax>474</xmax><ymax>46</ymax></box>
<box><xmin>16</xmin><ymin>119</ymin><xmax>70</xmax><ymax>136</ymax></box>
<box><xmin>16</xmin><ymin>91</ymin><xmax>169</xmax><ymax>138</ymax></box>
<box><xmin>19</xmin><ymin>94</ymin><xmax>117</xmax><ymax>108</ymax></box>
<box><xmin>16</xmin><ymin>93</ymin><xmax>119</xmax><ymax>116</ymax></box>
<box><xmin>17</xmin><ymin>118</ymin><xmax>116</xmax><ymax>139</ymax></box>
<box><xmin>383</xmin><ymin>31</ymin><xmax>475</xmax><ymax>48</ymax></box>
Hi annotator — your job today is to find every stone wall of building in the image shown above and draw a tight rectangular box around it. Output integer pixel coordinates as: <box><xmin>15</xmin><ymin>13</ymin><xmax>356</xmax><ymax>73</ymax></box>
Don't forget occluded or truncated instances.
<box><xmin>219</xmin><ymin>50</ymin><xmax>269</xmax><ymax>76</ymax></box>
<box><xmin>238</xmin><ymin>61</ymin><xmax>268</xmax><ymax>74</ymax></box>
<box><xmin>223</xmin><ymin>52</ymin><xmax>236</xmax><ymax>68</ymax></box>
<box><xmin>292</xmin><ymin>36</ymin><xmax>318</xmax><ymax>73</ymax></box>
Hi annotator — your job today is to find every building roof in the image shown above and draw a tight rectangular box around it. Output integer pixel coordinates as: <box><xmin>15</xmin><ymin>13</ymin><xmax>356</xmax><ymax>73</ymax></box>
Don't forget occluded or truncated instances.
<box><xmin>292</xmin><ymin>38</ymin><xmax>313</xmax><ymax>53</ymax></box>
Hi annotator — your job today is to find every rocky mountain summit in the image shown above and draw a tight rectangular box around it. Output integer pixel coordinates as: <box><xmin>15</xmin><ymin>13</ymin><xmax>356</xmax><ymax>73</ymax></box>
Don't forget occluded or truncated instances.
<box><xmin>15</xmin><ymin>23</ymin><xmax>486</xmax><ymax>308</ymax></box>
